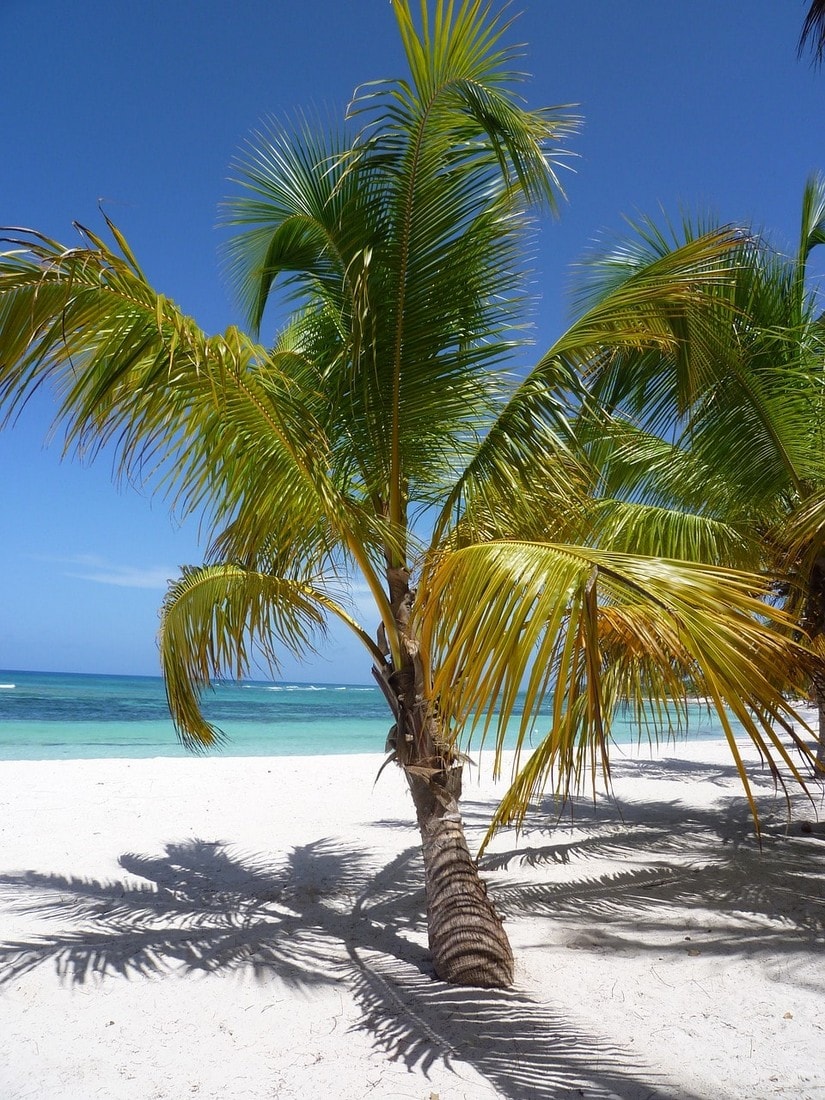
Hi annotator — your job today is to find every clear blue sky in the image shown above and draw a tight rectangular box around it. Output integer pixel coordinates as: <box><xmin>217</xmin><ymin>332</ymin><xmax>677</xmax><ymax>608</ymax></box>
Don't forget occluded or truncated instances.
<box><xmin>1</xmin><ymin>1</ymin><xmax>821</xmax><ymax>681</ymax></box>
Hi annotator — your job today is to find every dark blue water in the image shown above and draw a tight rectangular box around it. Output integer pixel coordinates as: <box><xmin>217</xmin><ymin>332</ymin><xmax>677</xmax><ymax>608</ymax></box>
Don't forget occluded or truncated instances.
<box><xmin>0</xmin><ymin>670</ymin><xmax>390</xmax><ymax>759</ymax></box>
<box><xmin>0</xmin><ymin>669</ymin><xmax>733</xmax><ymax>761</ymax></box>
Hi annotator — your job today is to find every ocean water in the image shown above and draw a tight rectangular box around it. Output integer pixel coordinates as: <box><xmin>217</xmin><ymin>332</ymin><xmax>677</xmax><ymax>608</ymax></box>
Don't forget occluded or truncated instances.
<box><xmin>0</xmin><ymin>669</ymin><xmax>737</xmax><ymax>762</ymax></box>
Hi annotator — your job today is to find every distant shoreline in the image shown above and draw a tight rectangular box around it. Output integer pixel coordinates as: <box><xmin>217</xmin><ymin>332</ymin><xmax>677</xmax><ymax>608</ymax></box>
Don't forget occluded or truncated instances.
<box><xmin>0</xmin><ymin>667</ymin><xmax>374</xmax><ymax>688</ymax></box>
<box><xmin>0</xmin><ymin>668</ymin><xmax>816</xmax><ymax>763</ymax></box>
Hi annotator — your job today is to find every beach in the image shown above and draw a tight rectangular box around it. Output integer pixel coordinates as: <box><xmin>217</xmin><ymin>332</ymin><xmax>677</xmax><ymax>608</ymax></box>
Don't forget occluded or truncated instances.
<box><xmin>1</xmin><ymin>737</ymin><xmax>823</xmax><ymax>1100</ymax></box>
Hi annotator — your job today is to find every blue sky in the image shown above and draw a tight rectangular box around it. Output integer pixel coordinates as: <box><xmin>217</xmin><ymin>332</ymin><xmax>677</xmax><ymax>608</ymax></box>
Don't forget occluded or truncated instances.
<box><xmin>1</xmin><ymin>1</ymin><xmax>822</xmax><ymax>681</ymax></box>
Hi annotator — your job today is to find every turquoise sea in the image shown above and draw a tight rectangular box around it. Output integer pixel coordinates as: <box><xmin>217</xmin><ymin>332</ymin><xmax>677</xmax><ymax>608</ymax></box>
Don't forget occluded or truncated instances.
<box><xmin>0</xmin><ymin>669</ymin><xmax>741</xmax><ymax>762</ymax></box>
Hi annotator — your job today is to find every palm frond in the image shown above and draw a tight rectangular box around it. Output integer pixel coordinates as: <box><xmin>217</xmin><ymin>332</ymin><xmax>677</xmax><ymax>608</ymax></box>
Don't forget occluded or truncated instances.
<box><xmin>0</xmin><ymin>231</ymin><xmax>314</xmax><ymax>490</ymax></box>
<box><xmin>799</xmin><ymin>0</ymin><xmax>825</xmax><ymax>64</ymax></box>
<box><xmin>159</xmin><ymin>562</ymin><xmax>380</xmax><ymax>749</ymax></box>
<box><xmin>798</xmin><ymin>172</ymin><xmax>825</xmax><ymax>272</ymax></box>
<box><xmin>223</xmin><ymin>117</ymin><xmax>362</xmax><ymax>336</ymax></box>
<box><xmin>433</xmin><ymin>227</ymin><xmax>745</xmax><ymax>542</ymax></box>
<box><xmin>777</xmin><ymin>490</ymin><xmax>825</xmax><ymax>572</ymax></box>
<box><xmin>360</xmin><ymin>0</ymin><xmax>579</xmax><ymax>213</ymax></box>
<box><xmin>583</xmin><ymin>499</ymin><xmax>756</xmax><ymax>566</ymax></box>
<box><xmin>348</xmin><ymin>0</ymin><xmax>577</xmax><ymax>533</ymax></box>
<box><xmin>579</xmin><ymin>214</ymin><xmax>825</xmax><ymax>508</ymax></box>
<box><xmin>416</xmin><ymin>540</ymin><xmax>814</xmax><ymax>852</ymax></box>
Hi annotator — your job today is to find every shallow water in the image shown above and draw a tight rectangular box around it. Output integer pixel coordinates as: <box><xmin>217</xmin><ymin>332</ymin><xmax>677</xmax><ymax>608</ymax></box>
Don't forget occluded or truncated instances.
<box><xmin>0</xmin><ymin>669</ymin><xmax>737</xmax><ymax>761</ymax></box>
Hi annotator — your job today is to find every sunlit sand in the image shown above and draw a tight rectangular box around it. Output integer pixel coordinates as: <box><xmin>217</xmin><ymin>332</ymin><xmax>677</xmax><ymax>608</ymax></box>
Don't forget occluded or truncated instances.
<box><xmin>1</xmin><ymin>734</ymin><xmax>823</xmax><ymax>1099</ymax></box>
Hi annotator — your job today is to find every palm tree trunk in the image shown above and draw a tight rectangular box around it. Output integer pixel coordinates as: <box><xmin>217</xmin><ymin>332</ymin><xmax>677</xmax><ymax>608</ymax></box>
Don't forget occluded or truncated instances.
<box><xmin>379</xmin><ymin>563</ymin><xmax>514</xmax><ymax>987</ymax></box>
<box><xmin>406</xmin><ymin>765</ymin><xmax>514</xmax><ymax>987</ymax></box>
<box><xmin>802</xmin><ymin>557</ymin><xmax>825</xmax><ymax>770</ymax></box>
<box><xmin>813</xmin><ymin>674</ymin><xmax>825</xmax><ymax>770</ymax></box>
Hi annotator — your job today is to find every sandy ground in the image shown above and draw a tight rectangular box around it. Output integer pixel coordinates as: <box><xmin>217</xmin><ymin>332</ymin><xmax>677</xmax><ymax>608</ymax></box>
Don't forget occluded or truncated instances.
<box><xmin>0</xmin><ymin>734</ymin><xmax>823</xmax><ymax>1100</ymax></box>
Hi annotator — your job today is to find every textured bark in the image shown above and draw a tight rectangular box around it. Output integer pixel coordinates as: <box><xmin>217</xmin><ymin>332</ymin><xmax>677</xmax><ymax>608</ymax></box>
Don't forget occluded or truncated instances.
<box><xmin>812</xmin><ymin>672</ymin><xmax>825</xmax><ymax>770</ymax></box>
<box><xmin>802</xmin><ymin>557</ymin><xmax>825</xmax><ymax>769</ymax></box>
<box><xmin>817</xmin><ymin>707</ymin><xmax>825</xmax><ymax>769</ymax></box>
<box><xmin>377</xmin><ymin>559</ymin><xmax>515</xmax><ymax>987</ymax></box>
<box><xmin>406</xmin><ymin>765</ymin><xmax>514</xmax><ymax>988</ymax></box>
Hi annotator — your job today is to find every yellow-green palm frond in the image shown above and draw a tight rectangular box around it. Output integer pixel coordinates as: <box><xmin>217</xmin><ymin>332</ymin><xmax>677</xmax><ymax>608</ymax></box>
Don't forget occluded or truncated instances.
<box><xmin>223</xmin><ymin>1</ymin><xmax>580</xmax><ymax>548</ymax></box>
<box><xmin>0</xmin><ymin>225</ymin><xmax>375</xmax><ymax>556</ymax></box>
<box><xmin>772</xmin><ymin>490</ymin><xmax>825</xmax><ymax>639</ymax></box>
<box><xmin>432</xmin><ymin>361</ymin><xmax>593</xmax><ymax>549</ymax></box>
<box><xmin>224</xmin><ymin>107</ymin><xmax>534</xmax><ymax>522</ymax></box>
<box><xmin>159</xmin><ymin>562</ymin><xmax>381</xmax><ymax>750</ymax></box>
<box><xmin>798</xmin><ymin>172</ymin><xmax>825</xmax><ymax>269</ymax></box>
<box><xmin>581</xmin><ymin>204</ymin><xmax>825</xmax><ymax>510</ymax></box>
<box><xmin>573</xmin><ymin>407</ymin><xmax>769</xmax><ymax>525</ymax></box>
<box><xmin>583</xmin><ymin>499</ymin><xmax>758</xmax><ymax>568</ymax></box>
<box><xmin>434</xmin><ymin>227</ymin><xmax>745</xmax><ymax>546</ymax></box>
<box><xmin>346</xmin><ymin>0</ymin><xmax>577</xmax><ymax>530</ymax></box>
<box><xmin>223</xmin><ymin>117</ymin><xmax>365</xmax><ymax>337</ymax></box>
<box><xmin>360</xmin><ymin>0</ymin><xmax>579</xmax><ymax>213</ymax></box>
<box><xmin>560</xmin><ymin>225</ymin><xmax>744</xmax><ymax>366</ymax></box>
<box><xmin>415</xmin><ymin>540</ymin><xmax>814</xmax><ymax>853</ymax></box>
<box><xmin>444</xmin><ymin>466</ymin><xmax>591</xmax><ymax>550</ymax></box>
<box><xmin>781</xmin><ymin>491</ymin><xmax>825</xmax><ymax>570</ymax></box>
<box><xmin>0</xmin><ymin>231</ymin><xmax>308</xmax><ymax>474</ymax></box>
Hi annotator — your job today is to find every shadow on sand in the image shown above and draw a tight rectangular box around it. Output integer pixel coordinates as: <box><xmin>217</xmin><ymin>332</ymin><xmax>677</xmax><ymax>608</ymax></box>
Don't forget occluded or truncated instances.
<box><xmin>1</xmin><ymin>757</ymin><xmax>823</xmax><ymax>1098</ymax></box>
<box><xmin>2</xmin><ymin>832</ymin><xmax>699</xmax><ymax>1099</ymax></box>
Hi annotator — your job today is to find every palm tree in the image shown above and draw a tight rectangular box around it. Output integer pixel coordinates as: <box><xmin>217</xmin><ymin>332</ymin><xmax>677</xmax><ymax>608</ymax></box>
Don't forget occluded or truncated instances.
<box><xmin>578</xmin><ymin>178</ymin><xmax>825</xmax><ymax>764</ymax></box>
<box><xmin>0</xmin><ymin>0</ymin><xmax>815</xmax><ymax>988</ymax></box>
<box><xmin>800</xmin><ymin>0</ymin><xmax>825</xmax><ymax>64</ymax></box>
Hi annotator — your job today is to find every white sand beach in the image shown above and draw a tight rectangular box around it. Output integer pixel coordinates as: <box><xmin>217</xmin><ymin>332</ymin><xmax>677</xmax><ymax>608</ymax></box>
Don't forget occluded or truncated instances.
<box><xmin>1</xmin><ymin>736</ymin><xmax>824</xmax><ymax>1100</ymax></box>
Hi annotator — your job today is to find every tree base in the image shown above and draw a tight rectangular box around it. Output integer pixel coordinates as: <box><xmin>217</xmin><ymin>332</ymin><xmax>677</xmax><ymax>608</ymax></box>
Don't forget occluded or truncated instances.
<box><xmin>406</xmin><ymin>766</ymin><xmax>514</xmax><ymax>989</ymax></box>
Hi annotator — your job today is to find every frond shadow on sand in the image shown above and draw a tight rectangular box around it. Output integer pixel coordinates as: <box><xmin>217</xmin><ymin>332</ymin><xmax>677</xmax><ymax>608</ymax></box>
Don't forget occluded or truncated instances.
<box><xmin>3</xmin><ymin>752</ymin><xmax>823</xmax><ymax>1098</ymax></box>
<box><xmin>0</xmin><ymin>831</ymin><xmax>701</xmax><ymax>1099</ymax></box>
<box><xmin>464</xmin><ymin>755</ymin><xmax>825</xmax><ymax>1004</ymax></box>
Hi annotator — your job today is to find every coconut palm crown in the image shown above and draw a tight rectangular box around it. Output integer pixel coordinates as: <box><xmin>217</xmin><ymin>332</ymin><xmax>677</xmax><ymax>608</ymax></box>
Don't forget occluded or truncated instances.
<box><xmin>575</xmin><ymin>178</ymin><xmax>825</xmax><ymax>760</ymax></box>
<box><xmin>0</xmin><ymin>0</ymin><xmax>817</xmax><ymax>987</ymax></box>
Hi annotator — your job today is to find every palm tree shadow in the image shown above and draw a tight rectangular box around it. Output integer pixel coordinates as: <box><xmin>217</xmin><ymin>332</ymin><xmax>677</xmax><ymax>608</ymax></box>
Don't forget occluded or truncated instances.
<box><xmin>466</xmin><ymin>786</ymin><xmax>825</xmax><ymax>999</ymax></box>
<box><xmin>0</xmin><ymin>835</ymin><xmax>693</xmax><ymax>1099</ymax></box>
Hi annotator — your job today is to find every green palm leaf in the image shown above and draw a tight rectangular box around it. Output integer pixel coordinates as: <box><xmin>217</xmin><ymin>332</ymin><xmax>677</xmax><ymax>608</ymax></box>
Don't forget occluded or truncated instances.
<box><xmin>0</xmin><ymin>228</ymin><xmax>326</xmax><ymax>517</ymax></box>
<box><xmin>573</xmin><ymin>185</ymin><xmax>825</xmax><ymax>762</ymax></box>
<box><xmin>160</xmin><ymin>562</ymin><xmax>380</xmax><ymax>749</ymax></box>
<box><xmin>417</xmin><ymin>540</ymin><xmax>814</xmax><ymax>852</ymax></box>
<box><xmin>226</xmin><ymin>0</ymin><xmax>578</xmax><ymax>548</ymax></box>
<box><xmin>433</xmin><ymin>226</ymin><xmax>746</xmax><ymax>541</ymax></box>
<box><xmin>583</xmin><ymin>499</ymin><xmax>755</xmax><ymax>566</ymax></box>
